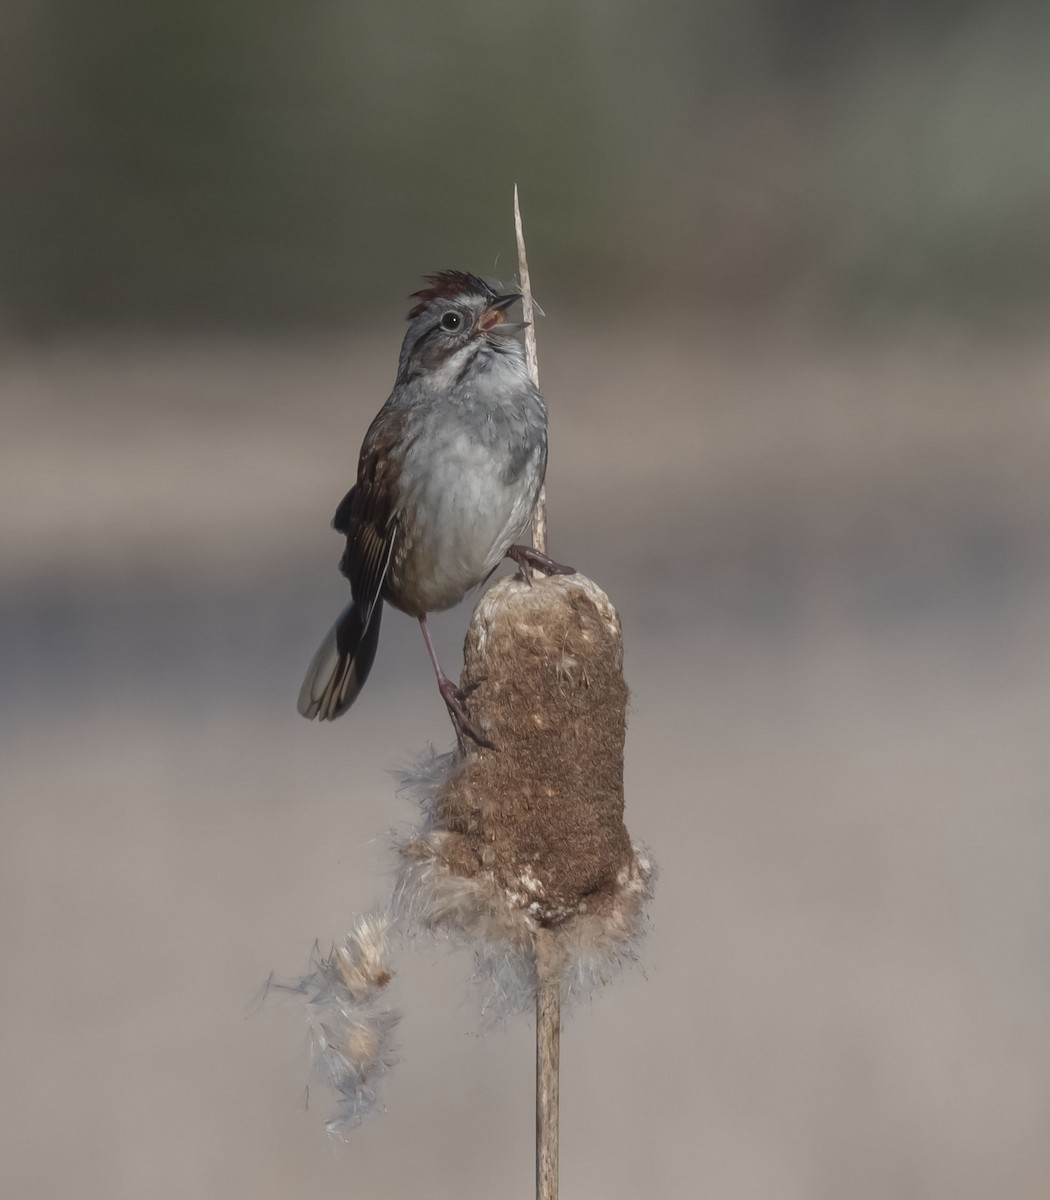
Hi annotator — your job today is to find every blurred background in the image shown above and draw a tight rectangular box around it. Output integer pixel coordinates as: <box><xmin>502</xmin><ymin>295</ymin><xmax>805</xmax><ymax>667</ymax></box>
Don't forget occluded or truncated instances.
<box><xmin>2</xmin><ymin>2</ymin><xmax>1049</xmax><ymax>1197</ymax></box>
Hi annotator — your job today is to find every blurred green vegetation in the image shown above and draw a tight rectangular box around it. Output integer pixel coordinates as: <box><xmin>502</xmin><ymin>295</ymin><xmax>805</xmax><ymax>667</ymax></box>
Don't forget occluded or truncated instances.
<box><xmin>1</xmin><ymin>0</ymin><xmax>1047</xmax><ymax>330</ymax></box>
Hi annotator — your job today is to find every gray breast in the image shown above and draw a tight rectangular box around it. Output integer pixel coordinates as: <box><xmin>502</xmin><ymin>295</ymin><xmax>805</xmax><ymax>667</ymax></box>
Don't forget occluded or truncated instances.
<box><xmin>387</xmin><ymin>353</ymin><xmax>547</xmax><ymax>615</ymax></box>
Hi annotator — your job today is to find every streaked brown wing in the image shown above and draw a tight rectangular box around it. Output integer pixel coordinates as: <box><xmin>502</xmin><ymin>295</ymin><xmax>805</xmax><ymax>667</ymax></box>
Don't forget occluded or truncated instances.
<box><xmin>336</xmin><ymin>407</ymin><xmax>403</xmax><ymax>618</ymax></box>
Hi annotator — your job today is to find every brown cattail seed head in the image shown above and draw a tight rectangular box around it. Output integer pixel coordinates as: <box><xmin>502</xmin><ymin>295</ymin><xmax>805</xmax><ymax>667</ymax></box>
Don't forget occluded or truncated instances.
<box><xmin>397</xmin><ymin>573</ymin><xmax>653</xmax><ymax>1008</ymax></box>
<box><xmin>444</xmin><ymin>573</ymin><xmax>633</xmax><ymax>923</ymax></box>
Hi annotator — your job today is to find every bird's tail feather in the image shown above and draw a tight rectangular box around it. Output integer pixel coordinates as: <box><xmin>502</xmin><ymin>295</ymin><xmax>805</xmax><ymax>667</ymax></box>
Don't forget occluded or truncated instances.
<box><xmin>297</xmin><ymin>600</ymin><xmax>383</xmax><ymax>721</ymax></box>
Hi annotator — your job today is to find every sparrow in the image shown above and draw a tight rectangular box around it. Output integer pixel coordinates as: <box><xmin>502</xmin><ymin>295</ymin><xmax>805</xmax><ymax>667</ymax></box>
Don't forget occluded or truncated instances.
<box><xmin>297</xmin><ymin>269</ymin><xmax>571</xmax><ymax>746</ymax></box>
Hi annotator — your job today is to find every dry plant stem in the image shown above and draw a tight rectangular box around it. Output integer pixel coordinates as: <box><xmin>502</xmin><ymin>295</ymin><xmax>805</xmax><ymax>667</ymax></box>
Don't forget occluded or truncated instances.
<box><xmin>514</xmin><ymin>184</ymin><xmax>547</xmax><ymax>558</ymax></box>
<box><xmin>513</xmin><ymin>185</ymin><xmax>558</xmax><ymax>1200</ymax></box>
<box><xmin>535</xmin><ymin>930</ymin><xmax>561</xmax><ymax>1200</ymax></box>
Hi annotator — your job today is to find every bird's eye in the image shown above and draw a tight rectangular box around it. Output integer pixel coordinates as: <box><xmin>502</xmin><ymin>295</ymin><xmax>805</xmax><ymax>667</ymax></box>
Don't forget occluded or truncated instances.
<box><xmin>440</xmin><ymin>312</ymin><xmax>461</xmax><ymax>331</ymax></box>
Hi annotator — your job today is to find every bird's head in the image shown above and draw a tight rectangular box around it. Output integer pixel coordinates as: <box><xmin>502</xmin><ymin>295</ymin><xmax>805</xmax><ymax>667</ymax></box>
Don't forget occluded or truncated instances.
<box><xmin>397</xmin><ymin>270</ymin><xmax>527</xmax><ymax>384</ymax></box>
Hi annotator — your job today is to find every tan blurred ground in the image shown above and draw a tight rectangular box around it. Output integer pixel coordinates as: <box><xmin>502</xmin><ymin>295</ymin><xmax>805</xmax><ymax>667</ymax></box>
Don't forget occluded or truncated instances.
<box><xmin>2</xmin><ymin>327</ymin><xmax>1049</xmax><ymax>1198</ymax></box>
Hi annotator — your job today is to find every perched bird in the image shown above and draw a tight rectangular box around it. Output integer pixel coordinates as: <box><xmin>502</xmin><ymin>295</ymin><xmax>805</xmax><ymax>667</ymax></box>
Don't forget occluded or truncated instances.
<box><xmin>298</xmin><ymin>269</ymin><xmax>571</xmax><ymax>745</ymax></box>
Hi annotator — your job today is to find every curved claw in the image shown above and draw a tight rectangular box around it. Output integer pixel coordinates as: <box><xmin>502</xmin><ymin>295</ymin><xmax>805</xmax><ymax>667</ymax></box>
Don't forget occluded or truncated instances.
<box><xmin>505</xmin><ymin>544</ymin><xmax>576</xmax><ymax>581</ymax></box>
<box><xmin>438</xmin><ymin>677</ymin><xmax>495</xmax><ymax>750</ymax></box>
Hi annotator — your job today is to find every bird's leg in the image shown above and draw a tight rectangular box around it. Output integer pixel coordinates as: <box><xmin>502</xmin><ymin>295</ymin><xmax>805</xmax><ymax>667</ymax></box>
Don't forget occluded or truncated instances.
<box><xmin>417</xmin><ymin>616</ymin><xmax>494</xmax><ymax>749</ymax></box>
<box><xmin>505</xmin><ymin>544</ymin><xmax>576</xmax><ymax>584</ymax></box>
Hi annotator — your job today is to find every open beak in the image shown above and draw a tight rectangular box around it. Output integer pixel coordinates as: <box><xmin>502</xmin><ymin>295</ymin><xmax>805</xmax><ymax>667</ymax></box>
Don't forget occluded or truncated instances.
<box><xmin>479</xmin><ymin>292</ymin><xmax>529</xmax><ymax>336</ymax></box>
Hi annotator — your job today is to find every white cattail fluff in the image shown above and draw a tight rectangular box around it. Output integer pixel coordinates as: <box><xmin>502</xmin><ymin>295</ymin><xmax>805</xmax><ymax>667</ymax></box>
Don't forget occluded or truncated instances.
<box><xmin>392</xmin><ymin>780</ymin><xmax>654</xmax><ymax>1019</ymax></box>
<box><xmin>269</xmin><ymin>912</ymin><xmax>399</xmax><ymax>1134</ymax></box>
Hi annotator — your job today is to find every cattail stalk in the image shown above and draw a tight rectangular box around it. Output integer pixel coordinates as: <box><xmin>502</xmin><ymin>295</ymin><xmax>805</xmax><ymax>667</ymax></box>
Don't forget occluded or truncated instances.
<box><xmin>514</xmin><ymin>184</ymin><xmax>559</xmax><ymax>1200</ymax></box>
<box><xmin>534</xmin><ymin>928</ymin><xmax>560</xmax><ymax>1200</ymax></box>
<box><xmin>514</xmin><ymin>184</ymin><xmax>547</xmax><ymax>558</ymax></box>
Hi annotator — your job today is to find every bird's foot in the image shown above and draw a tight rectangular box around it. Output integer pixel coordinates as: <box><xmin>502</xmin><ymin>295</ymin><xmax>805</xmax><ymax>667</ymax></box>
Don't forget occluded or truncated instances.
<box><xmin>438</xmin><ymin>676</ymin><xmax>495</xmax><ymax>750</ymax></box>
<box><xmin>506</xmin><ymin>544</ymin><xmax>576</xmax><ymax>584</ymax></box>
